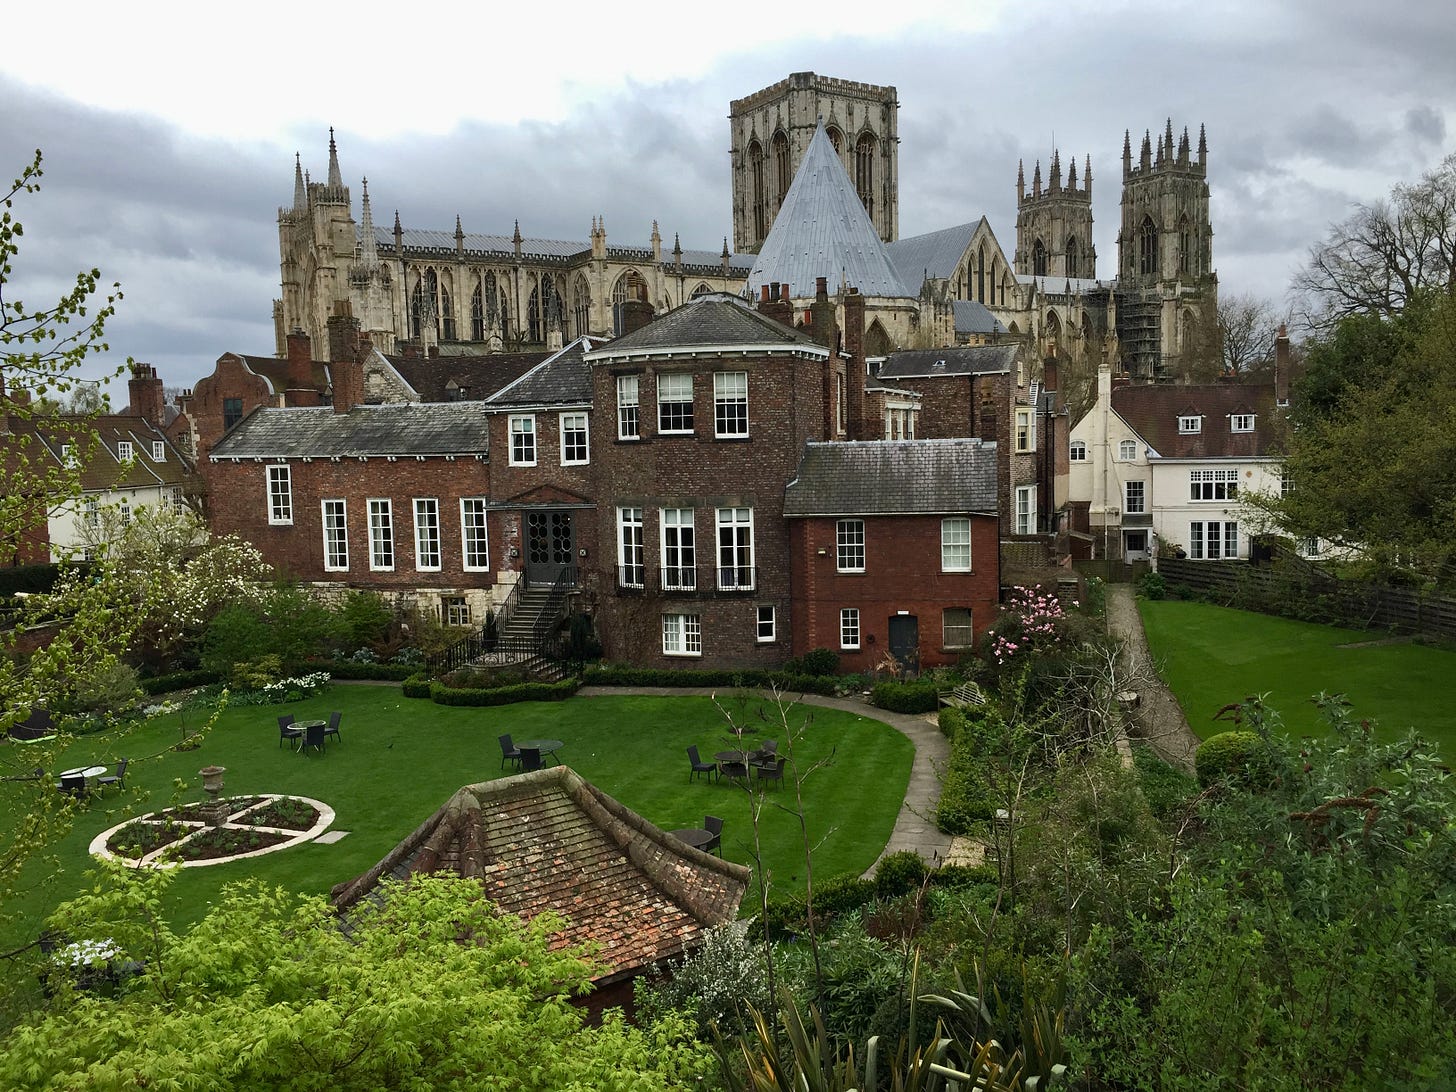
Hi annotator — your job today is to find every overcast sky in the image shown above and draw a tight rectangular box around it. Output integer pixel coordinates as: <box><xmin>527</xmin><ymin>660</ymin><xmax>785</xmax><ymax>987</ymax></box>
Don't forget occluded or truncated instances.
<box><xmin>2</xmin><ymin>0</ymin><xmax>1452</xmax><ymax>393</ymax></box>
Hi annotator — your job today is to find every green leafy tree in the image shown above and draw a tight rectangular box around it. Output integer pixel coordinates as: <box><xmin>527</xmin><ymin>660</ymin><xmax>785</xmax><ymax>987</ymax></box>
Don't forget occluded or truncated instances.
<box><xmin>4</xmin><ymin>866</ymin><xmax>712</xmax><ymax>1090</ymax></box>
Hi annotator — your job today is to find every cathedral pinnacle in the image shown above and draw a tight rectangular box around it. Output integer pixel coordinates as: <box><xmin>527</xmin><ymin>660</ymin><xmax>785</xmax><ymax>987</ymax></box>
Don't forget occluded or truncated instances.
<box><xmin>1017</xmin><ymin>159</ymin><xmax>1025</xmax><ymax>202</ymax></box>
<box><xmin>358</xmin><ymin>178</ymin><xmax>378</xmax><ymax>267</ymax></box>
<box><xmin>1050</xmin><ymin>149</ymin><xmax>1062</xmax><ymax>192</ymax></box>
<box><xmin>512</xmin><ymin>219</ymin><xmax>522</xmax><ymax>259</ymax></box>
<box><xmin>293</xmin><ymin>153</ymin><xmax>306</xmax><ymax>210</ymax></box>
<box><xmin>1198</xmin><ymin>123</ymin><xmax>1208</xmax><ymax>167</ymax></box>
<box><xmin>327</xmin><ymin>127</ymin><xmax>342</xmax><ymax>189</ymax></box>
<box><xmin>1032</xmin><ymin>159</ymin><xmax>1042</xmax><ymax>197</ymax></box>
<box><xmin>1085</xmin><ymin>154</ymin><xmax>1092</xmax><ymax>199</ymax></box>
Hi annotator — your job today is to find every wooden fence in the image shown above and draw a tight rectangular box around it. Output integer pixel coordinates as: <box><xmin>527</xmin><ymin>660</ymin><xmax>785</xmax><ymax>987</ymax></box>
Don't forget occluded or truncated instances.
<box><xmin>1157</xmin><ymin>557</ymin><xmax>1456</xmax><ymax>640</ymax></box>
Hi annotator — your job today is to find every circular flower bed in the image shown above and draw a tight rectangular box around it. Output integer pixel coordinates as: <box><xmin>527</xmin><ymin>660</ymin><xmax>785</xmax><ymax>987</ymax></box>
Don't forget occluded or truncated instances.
<box><xmin>91</xmin><ymin>795</ymin><xmax>334</xmax><ymax>868</ymax></box>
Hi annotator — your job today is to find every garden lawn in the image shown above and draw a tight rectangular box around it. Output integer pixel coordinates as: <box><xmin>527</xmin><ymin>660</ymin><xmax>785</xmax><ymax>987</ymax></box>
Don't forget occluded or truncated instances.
<box><xmin>0</xmin><ymin>685</ymin><xmax>912</xmax><ymax>952</ymax></box>
<box><xmin>1139</xmin><ymin>599</ymin><xmax>1456</xmax><ymax>754</ymax></box>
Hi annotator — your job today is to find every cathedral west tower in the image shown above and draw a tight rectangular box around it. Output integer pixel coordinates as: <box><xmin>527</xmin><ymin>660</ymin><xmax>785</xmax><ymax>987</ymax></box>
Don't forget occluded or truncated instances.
<box><xmin>1014</xmin><ymin>150</ymin><xmax>1096</xmax><ymax>281</ymax></box>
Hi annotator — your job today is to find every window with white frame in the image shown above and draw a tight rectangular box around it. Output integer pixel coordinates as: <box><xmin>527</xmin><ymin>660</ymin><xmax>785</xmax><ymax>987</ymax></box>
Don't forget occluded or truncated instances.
<box><xmin>267</xmin><ymin>465</ymin><xmax>293</xmax><ymax>525</ymax></box>
<box><xmin>322</xmin><ymin>499</ymin><xmax>348</xmax><ymax>571</ymax></box>
<box><xmin>1281</xmin><ymin>467</ymin><xmax>1293</xmax><ymax>497</ymax></box>
<box><xmin>559</xmin><ymin>411</ymin><xmax>589</xmax><ymax>465</ymax></box>
<box><xmin>1015</xmin><ymin>407</ymin><xmax>1035</xmax><ymax>452</ymax></box>
<box><xmin>941</xmin><ymin>517</ymin><xmax>972</xmax><ymax>571</ymax></box>
<box><xmin>885</xmin><ymin>403</ymin><xmax>917</xmax><ymax>440</ymax></box>
<box><xmin>713</xmin><ymin>371</ymin><xmax>748</xmax><ymax>438</ymax></box>
<box><xmin>716</xmin><ymin>507</ymin><xmax>754</xmax><ymax>590</ymax></box>
<box><xmin>836</xmin><ymin>519</ymin><xmax>865</xmax><ymax>572</ymax></box>
<box><xmin>1015</xmin><ymin>485</ymin><xmax>1037</xmax><ymax>534</ymax></box>
<box><xmin>1190</xmin><ymin>468</ymin><xmax>1239</xmax><ymax>501</ymax></box>
<box><xmin>839</xmin><ymin>607</ymin><xmax>861</xmax><ymax>650</ymax></box>
<box><xmin>1118</xmin><ymin>439</ymin><xmax>1138</xmax><ymax>461</ymax></box>
<box><xmin>84</xmin><ymin>497</ymin><xmax>99</xmax><ymax>526</ymax></box>
<box><xmin>662</xmin><ymin>612</ymin><xmax>702</xmax><ymax>656</ymax></box>
<box><xmin>1189</xmin><ymin>520</ymin><xmax>1239</xmax><ymax>560</ymax></box>
<box><xmin>1124</xmin><ymin>480</ymin><xmax>1146</xmax><ymax>515</ymax></box>
<box><xmin>508</xmin><ymin>415</ymin><xmax>536</xmax><ymax>466</ymax></box>
<box><xmin>757</xmin><ymin>605</ymin><xmax>776</xmax><ymax>643</ymax></box>
<box><xmin>368</xmin><ymin>499</ymin><xmax>394</xmax><ymax>571</ymax></box>
<box><xmin>119</xmin><ymin>498</ymin><xmax>131</xmax><ymax>525</ymax></box>
<box><xmin>443</xmin><ymin>596</ymin><xmax>471</xmax><ymax>627</ymax></box>
<box><xmin>658</xmin><ymin>373</ymin><xmax>694</xmax><ymax>433</ymax></box>
<box><xmin>117</xmin><ymin>440</ymin><xmax>133</xmax><ymax>462</ymax></box>
<box><xmin>1230</xmin><ymin>413</ymin><xmax>1255</xmax><ymax>432</ymax></box>
<box><xmin>413</xmin><ymin>498</ymin><xmax>441</xmax><ymax>571</ymax></box>
<box><xmin>169</xmin><ymin>486</ymin><xmax>184</xmax><ymax>508</ymax></box>
<box><xmin>1178</xmin><ymin>415</ymin><xmax>1202</xmax><ymax>434</ymax></box>
<box><xmin>151</xmin><ymin>440</ymin><xmax>165</xmax><ymax>461</ymax></box>
<box><xmin>942</xmin><ymin>607</ymin><xmax>973</xmax><ymax>649</ymax></box>
<box><xmin>617</xmin><ymin>507</ymin><xmax>644</xmax><ymax>588</ymax></box>
<box><xmin>617</xmin><ymin>374</ymin><xmax>640</xmax><ymax>440</ymax></box>
<box><xmin>461</xmin><ymin>498</ymin><xmax>489</xmax><ymax>571</ymax></box>
<box><xmin>1069</xmin><ymin>439</ymin><xmax>1087</xmax><ymax>462</ymax></box>
<box><xmin>660</xmin><ymin>508</ymin><xmax>696</xmax><ymax>591</ymax></box>
<box><xmin>61</xmin><ymin>444</ymin><xmax>77</xmax><ymax>468</ymax></box>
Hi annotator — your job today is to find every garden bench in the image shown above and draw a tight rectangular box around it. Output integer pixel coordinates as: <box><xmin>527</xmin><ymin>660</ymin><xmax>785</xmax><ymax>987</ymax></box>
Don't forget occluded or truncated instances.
<box><xmin>938</xmin><ymin>682</ymin><xmax>986</xmax><ymax>709</ymax></box>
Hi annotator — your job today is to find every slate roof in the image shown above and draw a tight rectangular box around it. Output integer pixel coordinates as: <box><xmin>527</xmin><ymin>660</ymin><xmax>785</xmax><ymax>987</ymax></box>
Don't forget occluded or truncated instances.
<box><xmin>372</xmin><ymin>227</ymin><xmax>755</xmax><ymax>274</ymax></box>
<box><xmin>486</xmin><ymin>337</ymin><xmax>606</xmax><ymax>408</ymax></box>
<box><xmin>885</xmin><ymin>221</ymin><xmax>981</xmax><ymax>289</ymax></box>
<box><xmin>747</xmin><ymin>124</ymin><xmax>909</xmax><ymax>300</ymax></box>
<box><xmin>877</xmin><ymin>345</ymin><xmax>1019</xmax><ymax>379</ymax></box>
<box><xmin>387</xmin><ymin>350</ymin><xmax>552</xmax><ymax>404</ymax></box>
<box><xmin>783</xmin><ymin>439</ymin><xmax>999</xmax><ymax>517</ymax></box>
<box><xmin>20</xmin><ymin>414</ymin><xmax>193</xmax><ymax>491</ymax></box>
<box><xmin>230</xmin><ymin>353</ymin><xmax>332</xmax><ymax>393</ymax></box>
<box><xmin>1113</xmin><ymin>383</ymin><xmax>1284</xmax><ymax>459</ymax></box>
<box><xmin>208</xmin><ymin>402</ymin><xmax>491</xmax><ymax>459</ymax></box>
<box><xmin>331</xmin><ymin>766</ymin><xmax>750</xmax><ymax>984</ymax></box>
<box><xmin>951</xmin><ymin>300</ymin><xmax>1007</xmax><ymax>335</ymax></box>
<box><xmin>585</xmin><ymin>293</ymin><xmax>827</xmax><ymax>361</ymax></box>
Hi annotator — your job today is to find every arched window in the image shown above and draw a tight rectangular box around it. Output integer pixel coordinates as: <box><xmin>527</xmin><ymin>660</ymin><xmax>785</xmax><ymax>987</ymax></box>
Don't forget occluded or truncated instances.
<box><xmin>1180</xmin><ymin>308</ymin><xmax>1197</xmax><ymax>351</ymax></box>
<box><xmin>542</xmin><ymin>274</ymin><xmax>560</xmax><ymax>333</ymax></box>
<box><xmin>571</xmin><ymin>274</ymin><xmax>590</xmax><ymax>339</ymax></box>
<box><xmin>470</xmin><ymin>281</ymin><xmax>484</xmax><ymax>340</ymax></box>
<box><xmin>611</xmin><ymin>270</ymin><xmax>648</xmax><ymax>335</ymax></box>
<box><xmin>439</xmin><ymin>274</ymin><xmax>455</xmax><ymax>340</ymax></box>
<box><xmin>1046</xmin><ymin>310</ymin><xmax>1062</xmax><ymax>354</ymax></box>
<box><xmin>976</xmin><ymin>245</ymin><xmax>986</xmax><ymax>303</ymax></box>
<box><xmin>1139</xmin><ymin>215</ymin><xmax>1158</xmax><ymax>275</ymax></box>
<box><xmin>773</xmin><ymin>130</ymin><xmax>791</xmax><ymax>207</ymax></box>
<box><xmin>1069</xmin><ymin>439</ymin><xmax>1087</xmax><ymax>462</ymax></box>
<box><xmin>1032</xmin><ymin>239</ymin><xmax>1047</xmax><ymax>278</ymax></box>
<box><xmin>748</xmin><ymin>139</ymin><xmax>766</xmax><ymax>240</ymax></box>
<box><xmin>691</xmin><ymin>282</ymin><xmax>712</xmax><ymax>299</ymax></box>
<box><xmin>1066</xmin><ymin>236</ymin><xmax>1081</xmax><ymax>279</ymax></box>
<box><xmin>1119</xmin><ymin>439</ymin><xmax>1137</xmax><ymax>461</ymax></box>
<box><xmin>855</xmin><ymin>133</ymin><xmax>876</xmax><ymax>220</ymax></box>
<box><xmin>826</xmin><ymin>125</ymin><xmax>843</xmax><ymax>155</ymax></box>
<box><xmin>1178</xmin><ymin>214</ymin><xmax>1192</xmax><ymax>275</ymax></box>
<box><xmin>410</xmin><ymin>279</ymin><xmax>424</xmax><ymax>339</ymax></box>
<box><xmin>527</xmin><ymin>279</ymin><xmax>542</xmax><ymax>343</ymax></box>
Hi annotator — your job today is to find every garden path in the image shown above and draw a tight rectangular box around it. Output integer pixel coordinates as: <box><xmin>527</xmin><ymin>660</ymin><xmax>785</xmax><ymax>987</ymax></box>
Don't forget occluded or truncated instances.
<box><xmin>1104</xmin><ymin>584</ymin><xmax>1201</xmax><ymax>773</ymax></box>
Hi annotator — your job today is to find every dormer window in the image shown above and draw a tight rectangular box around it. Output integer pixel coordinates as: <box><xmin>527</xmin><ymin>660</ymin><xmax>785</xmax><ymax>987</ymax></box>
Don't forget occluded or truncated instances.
<box><xmin>117</xmin><ymin>440</ymin><xmax>134</xmax><ymax>461</ymax></box>
<box><xmin>1177</xmin><ymin>416</ymin><xmax>1202</xmax><ymax>434</ymax></box>
<box><xmin>152</xmin><ymin>440</ymin><xmax>166</xmax><ymax>461</ymax></box>
<box><xmin>1230</xmin><ymin>414</ymin><xmax>1255</xmax><ymax>432</ymax></box>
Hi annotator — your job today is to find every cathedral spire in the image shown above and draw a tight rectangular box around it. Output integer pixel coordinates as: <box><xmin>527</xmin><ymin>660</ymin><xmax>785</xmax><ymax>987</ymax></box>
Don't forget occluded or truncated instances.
<box><xmin>1140</xmin><ymin>130</ymin><xmax>1152</xmax><ymax>170</ymax></box>
<box><xmin>455</xmin><ymin>214</ymin><xmax>464</xmax><ymax>255</ymax></box>
<box><xmin>327</xmin><ymin>127</ymin><xmax>342</xmax><ymax>189</ymax></box>
<box><xmin>393</xmin><ymin>209</ymin><xmax>402</xmax><ymax>255</ymax></box>
<box><xmin>672</xmin><ymin>231</ymin><xmax>682</xmax><ymax>269</ymax></box>
<box><xmin>1067</xmin><ymin>155</ymin><xmax>1078</xmax><ymax>190</ymax></box>
<box><xmin>293</xmin><ymin>153</ymin><xmax>306</xmax><ymax>210</ymax></box>
<box><xmin>1178</xmin><ymin>126</ymin><xmax>1190</xmax><ymax>165</ymax></box>
<box><xmin>1032</xmin><ymin>159</ymin><xmax>1042</xmax><ymax>197</ymax></box>
<box><xmin>1123</xmin><ymin>130</ymin><xmax>1132</xmax><ymax>180</ymax></box>
<box><xmin>1165</xmin><ymin>117</ymin><xmax>1175</xmax><ymax>159</ymax></box>
<box><xmin>1050</xmin><ymin>149</ymin><xmax>1061</xmax><ymax>193</ymax></box>
<box><xmin>1017</xmin><ymin>158</ymin><xmax>1025</xmax><ymax>202</ymax></box>
<box><xmin>358</xmin><ymin>178</ymin><xmax>378</xmax><ymax>267</ymax></box>
<box><xmin>1084</xmin><ymin>154</ymin><xmax>1092</xmax><ymax>200</ymax></box>
<box><xmin>512</xmin><ymin>219</ymin><xmax>522</xmax><ymax>259</ymax></box>
<box><xmin>1198</xmin><ymin>123</ymin><xmax>1208</xmax><ymax>168</ymax></box>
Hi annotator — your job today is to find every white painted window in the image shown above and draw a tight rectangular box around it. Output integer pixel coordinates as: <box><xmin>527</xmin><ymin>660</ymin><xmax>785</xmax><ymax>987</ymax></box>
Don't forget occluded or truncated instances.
<box><xmin>444</xmin><ymin>596</ymin><xmax>471</xmax><ymax>627</ymax></box>
<box><xmin>413</xmin><ymin>498</ymin><xmax>441</xmax><ymax>571</ymax></box>
<box><xmin>941</xmin><ymin>518</ymin><xmax>972</xmax><ymax>571</ymax></box>
<box><xmin>461</xmin><ymin>498</ymin><xmax>489</xmax><ymax>571</ymax></box>
<box><xmin>117</xmin><ymin>440</ymin><xmax>134</xmax><ymax>461</ymax></box>
<box><xmin>1069</xmin><ymin>439</ymin><xmax>1087</xmax><ymax>462</ymax></box>
<box><xmin>1118</xmin><ymin>439</ymin><xmax>1138</xmax><ymax>461</ymax></box>
<box><xmin>660</xmin><ymin>508</ymin><xmax>696</xmax><ymax>591</ymax></box>
<box><xmin>716</xmin><ymin>507</ymin><xmax>754</xmax><ymax>591</ymax></box>
<box><xmin>617</xmin><ymin>374</ymin><xmax>640</xmax><ymax>440</ymax></box>
<box><xmin>617</xmin><ymin>507</ymin><xmax>644</xmax><ymax>588</ymax></box>
<box><xmin>1015</xmin><ymin>408</ymin><xmax>1035</xmax><ymax>452</ymax></box>
<box><xmin>657</xmin><ymin>372</ymin><xmax>694</xmax><ymax>433</ymax></box>
<box><xmin>1124</xmin><ymin>481</ymin><xmax>1146</xmax><ymax>515</ymax></box>
<box><xmin>662</xmin><ymin>613</ymin><xmax>702</xmax><ymax>656</ymax></box>
<box><xmin>837</xmin><ymin>519</ymin><xmax>865</xmax><ymax>572</ymax></box>
<box><xmin>757</xmin><ymin>605</ymin><xmax>776</xmax><ymax>643</ymax></box>
<box><xmin>840</xmin><ymin>607</ymin><xmax>861</xmax><ymax>650</ymax></box>
<box><xmin>118</xmin><ymin>497</ymin><xmax>131</xmax><ymax>525</ymax></box>
<box><xmin>560</xmin><ymin>411</ymin><xmax>589</xmax><ymax>465</ymax></box>
<box><xmin>1231</xmin><ymin>414</ymin><xmax>1255</xmax><ymax>432</ymax></box>
<box><xmin>714</xmin><ymin>371</ymin><xmax>749</xmax><ymax>437</ymax></box>
<box><xmin>1015</xmin><ymin>485</ymin><xmax>1037</xmax><ymax>534</ymax></box>
<box><xmin>151</xmin><ymin>441</ymin><xmax>165</xmax><ymax>461</ymax></box>
<box><xmin>1190</xmin><ymin>468</ymin><xmax>1239</xmax><ymax>501</ymax></box>
<box><xmin>267</xmin><ymin>465</ymin><xmax>293</xmax><ymax>525</ymax></box>
<box><xmin>1178</xmin><ymin>415</ymin><xmax>1202</xmax><ymax>434</ymax></box>
<box><xmin>322</xmin><ymin>499</ymin><xmax>348</xmax><ymax>571</ymax></box>
<box><xmin>368</xmin><ymin>499</ymin><xmax>394</xmax><ymax>571</ymax></box>
<box><xmin>1189</xmin><ymin>520</ymin><xmax>1239</xmax><ymax>560</ymax></box>
<box><xmin>509</xmin><ymin>414</ymin><xmax>536</xmax><ymax>466</ymax></box>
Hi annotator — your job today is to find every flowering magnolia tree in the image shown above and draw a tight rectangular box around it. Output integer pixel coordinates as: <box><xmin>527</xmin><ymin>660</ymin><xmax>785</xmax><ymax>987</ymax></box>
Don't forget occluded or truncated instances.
<box><xmin>984</xmin><ymin>585</ymin><xmax>1074</xmax><ymax>667</ymax></box>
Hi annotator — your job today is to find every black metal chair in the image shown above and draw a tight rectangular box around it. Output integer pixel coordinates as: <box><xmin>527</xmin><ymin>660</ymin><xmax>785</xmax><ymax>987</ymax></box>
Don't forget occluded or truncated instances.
<box><xmin>751</xmin><ymin>739</ymin><xmax>779</xmax><ymax>768</ymax></box>
<box><xmin>687</xmin><ymin>745</ymin><xmax>717</xmax><ymax>782</ymax></box>
<box><xmin>324</xmin><ymin>712</ymin><xmax>342</xmax><ymax>744</ymax></box>
<box><xmin>278</xmin><ymin>714</ymin><xmax>302</xmax><ymax>749</ymax></box>
<box><xmin>56</xmin><ymin>773</ymin><xmax>87</xmax><ymax>799</ymax></box>
<box><xmin>518</xmin><ymin>746</ymin><xmax>542</xmax><ymax>772</ymax></box>
<box><xmin>96</xmin><ymin>758</ymin><xmax>128</xmax><ymax>794</ymax></box>
<box><xmin>499</xmin><ymin>734</ymin><xmax>521</xmax><ymax>770</ymax></box>
<box><xmin>756</xmin><ymin>757</ymin><xmax>787</xmax><ymax>790</ymax></box>
<box><xmin>300</xmin><ymin>721</ymin><xmax>326</xmax><ymax>755</ymax></box>
<box><xmin>703</xmin><ymin>815</ymin><xmax>723</xmax><ymax>855</ymax></box>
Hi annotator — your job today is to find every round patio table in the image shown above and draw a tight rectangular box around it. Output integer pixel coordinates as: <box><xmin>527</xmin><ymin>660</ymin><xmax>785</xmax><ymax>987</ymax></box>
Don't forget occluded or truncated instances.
<box><xmin>60</xmin><ymin>765</ymin><xmax>107</xmax><ymax>781</ymax></box>
<box><xmin>669</xmin><ymin>828</ymin><xmax>714</xmax><ymax>851</ymax></box>
<box><xmin>519</xmin><ymin>739</ymin><xmax>563</xmax><ymax>761</ymax></box>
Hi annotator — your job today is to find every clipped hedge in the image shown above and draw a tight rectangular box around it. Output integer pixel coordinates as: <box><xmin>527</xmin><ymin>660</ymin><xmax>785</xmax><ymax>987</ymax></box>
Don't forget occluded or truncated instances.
<box><xmin>429</xmin><ymin>677</ymin><xmax>580</xmax><ymax>707</ymax></box>
<box><xmin>871</xmin><ymin>678</ymin><xmax>941</xmax><ymax>714</ymax></box>
<box><xmin>1195</xmin><ymin>730</ymin><xmax>1280</xmax><ymax>789</ymax></box>
<box><xmin>299</xmin><ymin>660</ymin><xmax>417</xmax><ymax>682</ymax></box>
<box><xmin>582</xmin><ymin>665</ymin><xmax>837</xmax><ymax>696</ymax></box>
<box><xmin>140</xmin><ymin>669</ymin><xmax>222</xmax><ymax>696</ymax></box>
<box><xmin>0</xmin><ymin>563</ymin><xmax>69</xmax><ymax>596</ymax></box>
<box><xmin>402</xmin><ymin>674</ymin><xmax>433</xmax><ymax>699</ymax></box>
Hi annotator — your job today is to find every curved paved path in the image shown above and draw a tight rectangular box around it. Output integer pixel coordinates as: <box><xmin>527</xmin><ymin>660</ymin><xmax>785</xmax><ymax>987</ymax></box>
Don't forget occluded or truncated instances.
<box><xmin>576</xmin><ymin>686</ymin><xmax>952</xmax><ymax>874</ymax></box>
<box><xmin>1104</xmin><ymin>584</ymin><xmax>1201</xmax><ymax>772</ymax></box>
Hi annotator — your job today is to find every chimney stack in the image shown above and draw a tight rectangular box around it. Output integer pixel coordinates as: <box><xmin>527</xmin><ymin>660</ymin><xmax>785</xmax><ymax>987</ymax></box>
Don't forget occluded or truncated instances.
<box><xmin>127</xmin><ymin>362</ymin><xmax>167</xmax><ymax>425</ymax></box>
<box><xmin>326</xmin><ymin>301</ymin><xmax>362</xmax><ymax>364</ymax></box>
<box><xmin>286</xmin><ymin>329</ymin><xmax>313</xmax><ymax>389</ymax></box>
<box><xmin>842</xmin><ymin>287</ymin><xmax>867</xmax><ymax>440</ymax></box>
<box><xmin>757</xmin><ymin>281</ymin><xmax>795</xmax><ymax>329</ymax></box>
<box><xmin>1275</xmin><ymin>324</ymin><xmax>1290</xmax><ymax>406</ymax></box>
<box><xmin>331</xmin><ymin>358</ymin><xmax>364</xmax><ymax>414</ymax></box>
<box><xmin>619</xmin><ymin>298</ymin><xmax>654</xmax><ymax>336</ymax></box>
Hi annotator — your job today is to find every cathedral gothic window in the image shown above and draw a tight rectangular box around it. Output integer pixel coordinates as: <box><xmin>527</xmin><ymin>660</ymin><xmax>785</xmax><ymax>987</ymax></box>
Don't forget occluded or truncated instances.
<box><xmin>1066</xmin><ymin>236</ymin><xmax>1081</xmax><ymax>278</ymax></box>
<box><xmin>976</xmin><ymin>245</ymin><xmax>986</xmax><ymax>303</ymax></box>
<box><xmin>439</xmin><ymin>281</ymin><xmax>454</xmax><ymax>340</ymax></box>
<box><xmin>410</xmin><ymin>281</ymin><xmax>424</xmax><ymax>339</ymax></box>
<box><xmin>1032</xmin><ymin>239</ymin><xmax>1047</xmax><ymax>278</ymax></box>
<box><xmin>471</xmin><ymin>282</ymin><xmax>485</xmax><ymax>340</ymax></box>
<box><xmin>826</xmin><ymin>125</ymin><xmax>843</xmax><ymax>155</ymax></box>
<box><xmin>773</xmin><ymin>131</ymin><xmax>791</xmax><ymax>208</ymax></box>
<box><xmin>572</xmin><ymin>275</ymin><xmax>590</xmax><ymax>339</ymax></box>
<box><xmin>1178</xmin><ymin>215</ymin><xmax>1192</xmax><ymax>275</ymax></box>
<box><xmin>748</xmin><ymin>139</ymin><xmax>766</xmax><ymax>240</ymax></box>
<box><xmin>528</xmin><ymin>281</ymin><xmax>543</xmax><ymax>343</ymax></box>
<box><xmin>855</xmin><ymin>133</ymin><xmax>876</xmax><ymax>220</ymax></box>
<box><xmin>1139</xmin><ymin>215</ymin><xmax>1158</xmax><ymax>276</ymax></box>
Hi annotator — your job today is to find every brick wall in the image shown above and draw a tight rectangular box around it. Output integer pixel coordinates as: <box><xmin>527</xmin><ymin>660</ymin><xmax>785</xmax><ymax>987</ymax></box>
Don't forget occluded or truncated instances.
<box><xmin>789</xmin><ymin>514</ymin><xmax>999</xmax><ymax>671</ymax></box>
<box><xmin>188</xmin><ymin>356</ymin><xmax>278</xmax><ymax>461</ymax></box>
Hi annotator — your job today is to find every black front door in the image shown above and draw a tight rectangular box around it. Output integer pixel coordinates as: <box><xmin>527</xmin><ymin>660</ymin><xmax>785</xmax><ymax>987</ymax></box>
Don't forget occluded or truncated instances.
<box><xmin>525</xmin><ymin>511</ymin><xmax>574</xmax><ymax>583</ymax></box>
<box><xmin>888</xmin><ymin>615</ymin><xmax>920</xmax><ymax>675</ymax></box>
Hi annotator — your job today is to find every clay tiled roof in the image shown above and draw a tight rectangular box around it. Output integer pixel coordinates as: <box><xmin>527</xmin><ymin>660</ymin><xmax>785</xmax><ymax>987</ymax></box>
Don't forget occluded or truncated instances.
<box><xmin>1113</xmin><ymin>383</ymin><xmax>1284</xmax><ymax>459</ymax></box>
<box><xmin>23</xmin><ymin>414</ymin><xmax>193</xmax><ymax>490</ymax></box>
<box><xmin>209</xmin><ymin>403</ymin><xmax>491</xmax><ymax>459</ymax></box>
<box><xmin>878</xmin><ymin>345</ymin><xmax>1019</xmax><ymax>379</ymax></box>
<box><xmin>386</xmin><ymin>351</ymin><xmax>553</xmax><ymax>404</ymax></box>
<box><xmin>485</xmin><ymin>338</ymin><xmax>606</xmax><ymax>408</ymax></box>
<box><xmin>331</xmin><ymin>767</ymin><xmax>750</xmax><ymax>984</ymax></box>
<box><xmin>783</xmin><ymin>438</ymin><xmax>999</xmax><ymax>517</ymax></box>
<box><xmin>585</xmin><ymin>293</ymin><xmax>826</xmax><ymax>360</ymax></box>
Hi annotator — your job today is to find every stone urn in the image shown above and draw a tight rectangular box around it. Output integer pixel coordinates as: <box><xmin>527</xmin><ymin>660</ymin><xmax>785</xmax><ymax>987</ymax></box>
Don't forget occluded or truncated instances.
<box><xmin>199</xmin><ymin>765</ymin><xmax>227</xmax><ymax>827</ymax></box>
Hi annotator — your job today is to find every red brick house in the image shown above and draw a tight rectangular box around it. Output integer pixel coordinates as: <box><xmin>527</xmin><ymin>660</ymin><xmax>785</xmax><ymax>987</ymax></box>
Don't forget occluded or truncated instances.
<box><xmin>783</xmin><ymin>439</ymin><xmax>1000</xmax><ymax>672</ymax></box>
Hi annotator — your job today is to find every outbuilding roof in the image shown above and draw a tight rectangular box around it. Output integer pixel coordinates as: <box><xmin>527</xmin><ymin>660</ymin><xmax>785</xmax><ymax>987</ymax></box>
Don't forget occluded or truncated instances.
<box><xmin>386</xmin><ymin>350</ymin><xmax>552</xmax><ymax>404</ymax></box>
<box><xmin>208</xmin><ymin>402</ymin><xmax>491</xmax><ymax>460</ymax></box>
<box><xmin>877</xmin><ymin>344</ymin><xmax>1020</xmax><ymax>379</ymax></box>
<box><xmin>585</xmin><ymin>293</ymin><xmax>826</xmax><ymax>361</ymax></box>
<box><xmin>331</xmin><ymin>766</ymin><xmax>750</xmax><ymax>984</ymax></box>
<box><xmin>783</xmin><ymin>438</ymin><xmax>999</xmax><ymax>517</ymax></box>
<box><xmin>486</xmin><ymin>337</ymin><xmax>606</xmax><ymax>408</ymax></box>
